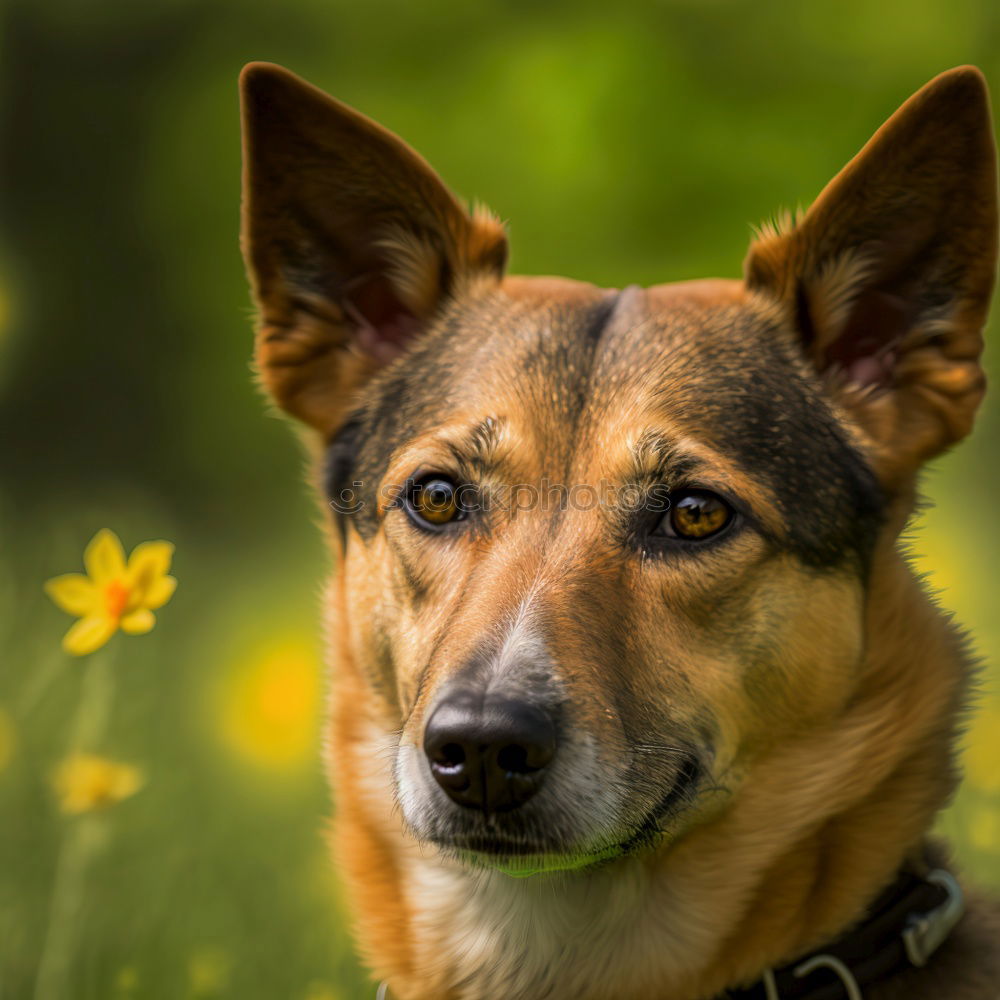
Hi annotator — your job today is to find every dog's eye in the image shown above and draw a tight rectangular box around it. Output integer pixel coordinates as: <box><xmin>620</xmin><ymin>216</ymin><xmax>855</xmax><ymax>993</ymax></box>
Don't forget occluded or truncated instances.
<box><xmin>407</xmin><ymin>475</ymin><xmax>465</xmax><ymax>528</ymax></box>
<box><xmin>658</xmin><ymin>491</ymin><xmax>732</xmax><ymax>540</ymax></box>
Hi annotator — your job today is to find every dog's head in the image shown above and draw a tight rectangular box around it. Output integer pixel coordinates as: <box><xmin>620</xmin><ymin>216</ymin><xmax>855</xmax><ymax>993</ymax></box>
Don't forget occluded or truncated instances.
<box><xmin>240</xmin><ymin>65</ymin><xmax>996</xmax><ymax>873</ymax></box>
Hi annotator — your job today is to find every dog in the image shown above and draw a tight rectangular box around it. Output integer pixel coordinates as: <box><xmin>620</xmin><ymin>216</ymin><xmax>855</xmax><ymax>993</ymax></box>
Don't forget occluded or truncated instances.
<box><xmin>239</xmin><ymin>63</ymin><xmax>1000</xmax><ymax>999</ymax></box>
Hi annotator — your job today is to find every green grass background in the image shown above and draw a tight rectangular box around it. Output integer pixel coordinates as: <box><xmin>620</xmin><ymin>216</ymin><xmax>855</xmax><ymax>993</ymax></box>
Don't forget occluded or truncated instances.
<box><xmin>2</xmin><ymin>1</ymin><xmax>1000</xmax><ymax>997</ymax></box>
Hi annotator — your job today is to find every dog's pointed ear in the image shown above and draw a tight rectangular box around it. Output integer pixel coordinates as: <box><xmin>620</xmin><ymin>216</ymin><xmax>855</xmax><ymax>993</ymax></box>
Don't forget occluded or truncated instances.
<box><xmin>745</xmin><ymin>66</ymin><xmax>998</xmax><ymax>485</ymax></box>
<box><xmin>239</xmin><ymin>62</ymin><xmax>508</xmax><ymax>435</ymax></box>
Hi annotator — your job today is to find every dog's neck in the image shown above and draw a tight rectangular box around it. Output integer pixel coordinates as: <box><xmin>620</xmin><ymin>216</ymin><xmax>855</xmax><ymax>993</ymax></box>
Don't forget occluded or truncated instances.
<box><xmin>377</xmin><ymin>540</ymin><xmax>969</xmax><ymax>1000</ymax></box>
<box><xmin>678</xmin><ymin>543</ymin><xmax>967</xmax><ymax>998</ymax></box>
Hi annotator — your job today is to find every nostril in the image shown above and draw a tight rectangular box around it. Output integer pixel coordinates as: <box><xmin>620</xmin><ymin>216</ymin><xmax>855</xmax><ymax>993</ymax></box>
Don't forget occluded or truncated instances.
<box><xmin>496</xmin><ymin>744</ymin><xmax>531</xmax><ymax>774</ymax></box>
<box><xmin>433</xmin><ymin>742</ymin><xmax>466</xmax><ymax>768</ymax></box>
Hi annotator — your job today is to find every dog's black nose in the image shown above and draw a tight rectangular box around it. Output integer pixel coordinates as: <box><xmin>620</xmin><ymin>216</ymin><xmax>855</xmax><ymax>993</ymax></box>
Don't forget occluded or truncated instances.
<box><xmin>423</xmin><ymin>691</ymin><xmax>557</xmax><ymax>814</ymax></box>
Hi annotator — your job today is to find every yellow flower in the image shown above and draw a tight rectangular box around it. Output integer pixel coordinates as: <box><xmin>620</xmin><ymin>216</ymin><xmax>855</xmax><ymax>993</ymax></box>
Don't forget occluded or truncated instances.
<box><xmin>44</xmin><ymin>529</ymin><xmax>176</xmax><ymax>656</ymax></box>
<box><xmin>53</xmin><ymin>752</ymin><xmax>144</xmax><ymax>814</ymax></box>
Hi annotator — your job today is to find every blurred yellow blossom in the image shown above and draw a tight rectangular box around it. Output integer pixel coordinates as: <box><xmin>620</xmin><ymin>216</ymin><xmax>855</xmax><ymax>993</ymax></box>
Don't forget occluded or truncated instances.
<box><xmin>188</xmin><ymin>947</ymin><xmax>231</xmax><ymax>995</ymax></box>
<box><xmin>115</xmin><ymin>966</ymin><xmax>139</xmax><ymax>993</ymax></box>
<box><xmin>305</xmin><ymin>982</ymin><xmax>341</xmax><ymax>1000</ymax></box>
<box><xmin>964</xmin><ymin>700</ymin><xmax>1000</xmax><ymax>794</ymax></box>
<box><xmin>53</xmin><ymin>752</ymin><xmax>144</xmax><ymax>814</ymax></box>
<box><xmin>219</xmin><ymin>636</ymin><xmax>319</xmax><ymax>770</ymax></box>
<box><xmin>969</xmin><ymin>804</ymin><xmax>1000</xmax><ymax>853</ymax></box>
<box><xmin>44</xmin><ymin>528</ymin><xmax>176</xmax><ymax>656</ymax></box>
<box><xmin>0</xmin><ymin>705</ymin><xmax>13</xmax><ymax>771</ymax></box>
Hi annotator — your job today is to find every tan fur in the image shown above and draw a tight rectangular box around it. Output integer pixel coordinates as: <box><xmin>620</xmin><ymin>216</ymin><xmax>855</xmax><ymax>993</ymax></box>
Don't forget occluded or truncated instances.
<box><xmin>240</xmin><ymin>64</ymin><xmax>1000</xmax><ymax>999</ymax></box>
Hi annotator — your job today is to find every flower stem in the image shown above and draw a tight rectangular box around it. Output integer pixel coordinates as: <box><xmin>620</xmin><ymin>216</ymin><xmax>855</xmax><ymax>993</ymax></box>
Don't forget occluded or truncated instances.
<box><xmin>33</xmin><ymin>650</ymin><xmax>117</xmax><ymax>1000</ymax></box>
<box><xmin>68</xmin><ymin>650</ymin><xmax>115</xmax><ymax>752</ymax></box>
<box><xmin>32</xmin><ymin>815</ymin><xmax>106</xmax><ymax>1000</ymax></box>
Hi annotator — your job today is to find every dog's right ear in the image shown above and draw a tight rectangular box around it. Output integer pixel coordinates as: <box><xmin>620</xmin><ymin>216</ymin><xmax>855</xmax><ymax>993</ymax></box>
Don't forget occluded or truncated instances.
<box><xmin>745</xmin><ymin>67</ymin><xmax>997</xmax><ymax>486</ymax></box>
<box><xmin>239</xmin><ymin>63</ymin><xmax>508</xmax><ymax>435</ymax></box>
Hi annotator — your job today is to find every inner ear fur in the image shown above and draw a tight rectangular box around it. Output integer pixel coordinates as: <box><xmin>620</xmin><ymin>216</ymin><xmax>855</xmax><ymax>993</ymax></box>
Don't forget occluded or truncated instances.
<box><xmin>745</xmin><ymin>66</ymin><xmax>998</xmax><ymax>485</ymax></box>
<box><xmin>240</xmin><ymin>62</ymin><xmax>508</xmax><ymax>436</ymax></box>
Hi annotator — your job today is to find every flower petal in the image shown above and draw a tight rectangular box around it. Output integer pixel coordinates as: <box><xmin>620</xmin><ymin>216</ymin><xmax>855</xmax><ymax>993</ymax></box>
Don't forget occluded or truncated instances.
<box><xmin>44</xmin><ymin>574</ymin><xmax>98</xmax><ymax>616</ymax></box>
<box><xmin>120</xmin><ymin>609</ymin><xmax>155</xmax><ymax>635</ymax></box>
<box><xmin>62</xmin><ymin>615</ymin><xmax>117</xmax><ymax>656</ymax></box>
<box><xmin>127</xmin><ymin>541</ymin><xmax>175</xmax><ymax>601</ymax></box>
<box><xmin>143</xmin><ymin>575</ymin><xmax>177</xmax><ymax>610</ymax></box>
<box><xmin>84</xmin><ymin>529</ymin><xmax>127</xmax><ymax>586</ymax></box>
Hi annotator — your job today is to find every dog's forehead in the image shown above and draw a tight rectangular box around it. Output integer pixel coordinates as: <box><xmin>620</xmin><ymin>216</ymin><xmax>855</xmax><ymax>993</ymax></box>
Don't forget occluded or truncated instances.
<box><xmin>437</xmin><ymin>278</ymin><xmax>821</xmax><ymax>442</ymax></box>
<box><xmin>445</xmin><ymin>278</ymin><xmax>787</xmax><ymax>400</ymax></box>
<box><xmin>418</xmin><ymin>281</ymin><xmax>760</xmax><ymax>413</ymax></box>
<box><xmin>350</xmin><ymin>277</ymin><xmax>883</xmax><ymax>567</ymax></box>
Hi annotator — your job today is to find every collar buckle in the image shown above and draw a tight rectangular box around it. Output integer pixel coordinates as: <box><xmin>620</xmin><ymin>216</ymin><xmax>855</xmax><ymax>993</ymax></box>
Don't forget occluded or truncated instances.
<box><xmin>901</xmin><ymin>868</ymin><xmax>964</xmax><ymax>967</ymax></box>
<box><xmin>755</xmin><ymin>866</ymin><xmax>963</xmax><ymax>999</ymax></box>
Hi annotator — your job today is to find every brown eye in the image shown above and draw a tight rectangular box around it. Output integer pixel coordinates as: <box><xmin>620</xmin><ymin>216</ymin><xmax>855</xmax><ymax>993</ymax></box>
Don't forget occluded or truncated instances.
<box><xmin>408</xmin><ymin>476</ymin><xmax>463</xmax><ymax>527</ymax></box>
<box><xmin>664</xmin><ymin>491</ymin><xmax>732</xmax><ymax>540</ymax></box>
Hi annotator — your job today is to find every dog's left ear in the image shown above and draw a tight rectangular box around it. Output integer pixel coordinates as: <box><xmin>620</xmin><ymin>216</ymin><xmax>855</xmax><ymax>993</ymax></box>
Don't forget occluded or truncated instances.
<box><xmin>745</xmin><ymin>66</ymin><xmax>998</xmax><ymax>485</ymax></box>
<box><xmin>240</xmin><ymin>63</ymin><xmax>508</xmax><ymax>436</ymax></box>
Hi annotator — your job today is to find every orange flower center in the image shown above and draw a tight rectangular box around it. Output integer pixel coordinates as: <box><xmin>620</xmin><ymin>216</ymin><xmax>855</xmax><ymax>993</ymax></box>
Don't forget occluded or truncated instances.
<box><xmin>104</xmin><ymin>580</ymin><xmax>130</xmax><ymax>619</ymax></box>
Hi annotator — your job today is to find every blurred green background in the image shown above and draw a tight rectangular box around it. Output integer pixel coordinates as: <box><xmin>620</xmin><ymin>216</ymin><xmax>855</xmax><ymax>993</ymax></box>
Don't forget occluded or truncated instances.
<box><xmin>2</xmin><ymin>1</ymin><xmax>1000</xmax><ymax>997</ymax></box>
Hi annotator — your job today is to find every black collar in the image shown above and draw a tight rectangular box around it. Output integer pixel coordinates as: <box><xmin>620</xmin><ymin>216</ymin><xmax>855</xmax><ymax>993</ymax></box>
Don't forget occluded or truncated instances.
<box><xmin>721</xmin><ymin>866</ymin><xmax>963</xmax><ymax>1000</ymax></box>
<box><xmin>376</xmin><ymin>865</ymin><xmax>963</xmax><ymax>1000</ymax></box>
